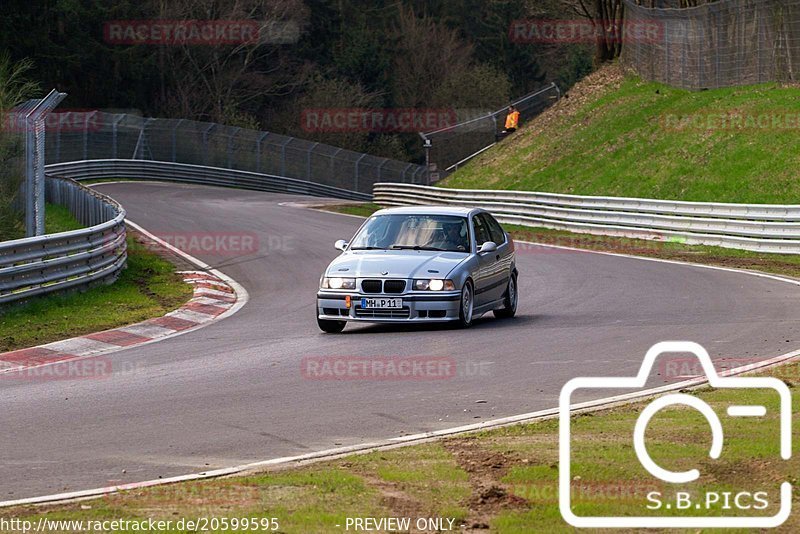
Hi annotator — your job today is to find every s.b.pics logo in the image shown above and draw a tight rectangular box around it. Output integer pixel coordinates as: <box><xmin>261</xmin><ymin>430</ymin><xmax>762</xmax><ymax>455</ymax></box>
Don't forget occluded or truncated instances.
<box><xmin>559</xmin><ymin>342</ymin><xmax>792</xmax><ymax>529</ymax></box>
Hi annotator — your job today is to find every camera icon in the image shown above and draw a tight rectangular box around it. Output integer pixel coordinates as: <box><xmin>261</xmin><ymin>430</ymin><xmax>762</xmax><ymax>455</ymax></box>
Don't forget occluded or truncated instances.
<box><xmin>559</xmin><ymin>341</ymin><xmax>792</xmax><ymax>529</ymax></box>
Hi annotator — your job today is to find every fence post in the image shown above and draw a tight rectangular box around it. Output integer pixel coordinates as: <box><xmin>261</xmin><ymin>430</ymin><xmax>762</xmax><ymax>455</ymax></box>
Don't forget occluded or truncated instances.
<box><xmin>171</xmin><ymin>119</ymin><xmax>183</xmax><ymax>163</ymax></box>
<box><xmin>22</xmin><ymin>89</ymin><xmax>67</xmax><ymax>236</ymax></box>
<box><xmin>402</xmin><ymin>163</ymin><xmax>412</xmax><ymax>183</ymax></box>
<box><xmin>54</xmin><ymin>112</ymin><xmax>62</xmax><ymax>163</ymax></box>
<box><xmin>227</xmin><ymin>127</ymin><xmax>240</xmax><ymax>169</ymax></box>
<box><xmin>83</xmin><ymin>111</ymin><xmax>95</xmax><ymax>160</ymax></box>
<box><xmin>133</xmin><ymin>118</ymin><xmax>154</xmax><ymax>160</ymax></box>
<box><xmin>307</xmin><ymin>142</ymin><xmax>319</xmax><ymax>180</ymax></box>
<box><xmin>377</xmin><ymin>159</ymin><xmax>388</xmax><ymax>185</ymax></box>
<box><xmin>280</xmin><ymin>138</ymin><xmax>291</xmax><ymax>176</ymax></box>
<box><xmin>256</xmin><ymin>132</ymin><xmax>269</xmax><ymax>173</ymax></box>
<box><xmin>355</xmin><ymin>153</ymin><xmax>366</xmax><ymax>191</ymax></box>
<box><xmin>331</xmin><ymin>147</ymin><xmax>343</xmax><ymax>184</ymax></box>
<box><xmin>111</xmin><ymin>114</ymin><xmax>123</xmax><ymax>159</ymax></box>
<box><xmin>202</xmin><ymin>124</ymin><xmax>215</xmax><ymax>166</ymax></box>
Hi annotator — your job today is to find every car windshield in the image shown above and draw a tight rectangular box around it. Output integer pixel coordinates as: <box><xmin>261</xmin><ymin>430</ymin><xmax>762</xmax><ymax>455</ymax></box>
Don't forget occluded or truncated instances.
<box><xmin>350</xmin><ymin>214</ymin><xmax>470</xmax><ymax>253</ymax></box>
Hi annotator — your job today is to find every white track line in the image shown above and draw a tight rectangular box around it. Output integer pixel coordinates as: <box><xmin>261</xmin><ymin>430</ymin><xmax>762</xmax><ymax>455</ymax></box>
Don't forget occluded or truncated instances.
<box><xmin>4</xmin><ymin>203</ymin><xmax>797</xmax><ymax>508</ymax></box>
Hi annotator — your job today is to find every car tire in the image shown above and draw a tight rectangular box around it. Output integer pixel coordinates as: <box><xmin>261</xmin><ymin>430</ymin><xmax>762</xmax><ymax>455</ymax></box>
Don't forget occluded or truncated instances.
<box><xmin>317</xmin><ymin>316</ymin><xmax>346</xmax><ymax>333</ymax></box>
<box><xmin>457</xmin><ymin>280</ymin><xmax>475</xmax><ymax>328</ymax></box>
<box><xmin>493</xmin><ymin>273</ymin><xmax>518</xmax><ymax>319</ymax></box>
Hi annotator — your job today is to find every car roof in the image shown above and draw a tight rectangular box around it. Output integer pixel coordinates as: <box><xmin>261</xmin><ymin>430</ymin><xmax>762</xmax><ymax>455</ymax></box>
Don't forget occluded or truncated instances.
<box><xmin>372</xmin><ymin>205</ymin><xmax>480</xmax><ymax>217</ymax></box>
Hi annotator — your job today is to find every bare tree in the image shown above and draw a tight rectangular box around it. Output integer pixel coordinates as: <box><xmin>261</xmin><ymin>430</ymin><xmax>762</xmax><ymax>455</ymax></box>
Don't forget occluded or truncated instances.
<box><xmin>153</xmin><ymin>0</ymin><xmax>309</xmax><ymax>125</ymax></box>
<box><xmin>390</xmin><ymin>6</ymin><xmax>475</xmax><ymax>109</ymax></box>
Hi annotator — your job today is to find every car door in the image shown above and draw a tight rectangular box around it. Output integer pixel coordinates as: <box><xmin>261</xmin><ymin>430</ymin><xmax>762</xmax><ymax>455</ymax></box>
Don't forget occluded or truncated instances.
<box><xmin>472</xmin><ymin>213</ymin><xmax>505</xmax><ymax>306</ymax></box>
<box><xmin>484</xmin><ymin>213</ymin><xmax>514</xmax><ymax>300</ymax></box>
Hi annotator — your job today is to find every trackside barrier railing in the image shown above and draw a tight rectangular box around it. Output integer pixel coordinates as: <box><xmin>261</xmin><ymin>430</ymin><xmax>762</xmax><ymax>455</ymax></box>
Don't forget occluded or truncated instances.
<box><xmin>373</xmin><ymin>183</ymin><xmax>800</xmax><ymax>254</ymax></box>
<box><xmin>0</xmin><ymin>177</ymin><xmax>127</xmax><ymax>305</ymax></box>
<box><xmin>44</xmin><ymin>111</ymin><xmax>426</xmax><ymax>196</ymax></box>
<box><xmin>44</xmin><ymin>159</ymin><xmax>371</xmax><ymax>201</ymax></box>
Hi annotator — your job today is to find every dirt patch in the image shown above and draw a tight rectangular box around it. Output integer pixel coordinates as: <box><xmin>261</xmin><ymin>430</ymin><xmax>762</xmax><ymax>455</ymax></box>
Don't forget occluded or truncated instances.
<box><xmin>443</xmin><ymin>437</ymin><xmax>528</xmax><ymax>531</ymax></box>
<box><xmin>359</xmin><ymin>472</ymin><xmax>430</xmax><ymax>521</ymax></box>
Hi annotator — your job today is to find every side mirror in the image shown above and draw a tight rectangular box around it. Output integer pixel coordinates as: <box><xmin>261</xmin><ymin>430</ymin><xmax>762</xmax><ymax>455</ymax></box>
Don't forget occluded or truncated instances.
<box><xmin>334</xmin><ymin>239</ymin><xmax>349</xmax><ymax>251</ymax></box>
<box><xmin>478</xmin><ymin>241</ymin><xmax>498</xmax><ymax>254</ymax></box>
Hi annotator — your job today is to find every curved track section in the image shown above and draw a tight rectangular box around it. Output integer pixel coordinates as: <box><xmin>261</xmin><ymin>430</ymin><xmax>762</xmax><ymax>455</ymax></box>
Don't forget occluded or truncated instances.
<box><xmin>2</xmin><ymin>182</ymin><xmax>800</xmax><ymax>500</ymax></box>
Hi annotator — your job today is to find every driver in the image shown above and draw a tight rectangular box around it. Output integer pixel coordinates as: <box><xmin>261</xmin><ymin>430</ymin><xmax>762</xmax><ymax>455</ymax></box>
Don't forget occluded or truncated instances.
<box><xmin>429</xmin><ymin>222</ymin><xmax>465</xmax><ymax>251</ymax></box>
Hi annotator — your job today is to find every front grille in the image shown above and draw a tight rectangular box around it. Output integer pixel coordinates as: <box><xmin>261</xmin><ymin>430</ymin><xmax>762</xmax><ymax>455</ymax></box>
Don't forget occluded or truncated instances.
<box><xmin>383</xmin><ymin>280</ymin><xmax>406</xmax><ymax>294</ymax></box>
<box><xmin>355</xmin><ymin>307</ymin><xmax>411</xmax><ymax>319</ymax></box>
<box><xmin>361</xmin><ymin>280</ymin><xmax>382</xmax><ymax>293</ymax></box>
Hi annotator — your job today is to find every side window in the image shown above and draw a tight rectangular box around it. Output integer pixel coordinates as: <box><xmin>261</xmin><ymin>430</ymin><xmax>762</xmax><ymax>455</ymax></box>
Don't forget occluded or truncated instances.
<box><xmin>484</xmin><ymin>214</ymin><xmax>507</xmax><ymax>245</ymax></box>
<box><xmin>473</xmin><ymin>215</ymin><xmax>492</xmax><ymax>247</ymax></box>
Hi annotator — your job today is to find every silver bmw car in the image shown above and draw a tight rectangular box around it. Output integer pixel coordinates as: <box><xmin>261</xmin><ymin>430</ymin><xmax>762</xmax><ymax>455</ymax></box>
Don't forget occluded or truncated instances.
<box><xmin>316</xmin><ymin>206</ymin><xmax>518</xmax><ymax>333</ymax></box>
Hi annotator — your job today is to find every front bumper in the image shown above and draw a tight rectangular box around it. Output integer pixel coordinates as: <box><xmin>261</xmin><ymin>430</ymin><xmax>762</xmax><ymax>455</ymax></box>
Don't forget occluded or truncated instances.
<box><xmin>317</xmin><ymin>291</ymin><xmax>461</xmax><ymax>322</ymax></box>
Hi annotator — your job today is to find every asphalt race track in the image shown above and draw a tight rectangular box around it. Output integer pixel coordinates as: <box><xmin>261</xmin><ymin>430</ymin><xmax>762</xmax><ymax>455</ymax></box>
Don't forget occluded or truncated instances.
<box><xmin>2</xmin><ymin>182</ymin><xmax>800</xmax><ymax>500</ymax></box>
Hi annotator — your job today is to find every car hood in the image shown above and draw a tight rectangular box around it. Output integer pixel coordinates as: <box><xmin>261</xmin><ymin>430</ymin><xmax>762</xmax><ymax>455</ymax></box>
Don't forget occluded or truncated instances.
<box><xmin>327</xmin><ymin>250</ymin><xmax>468</xmax><ymax>279</ymax></box>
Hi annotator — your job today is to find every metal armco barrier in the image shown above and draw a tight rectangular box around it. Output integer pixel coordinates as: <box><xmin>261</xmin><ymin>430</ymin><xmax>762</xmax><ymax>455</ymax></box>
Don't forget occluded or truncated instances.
<box><xmin>374</xmin><ymin>183</ymin><xmax>800</xmax><ymax>254</ymax></box>
<box><xmin>45</xmin><ymin>159</ymin><xmax>371</xmax><ymax>201</ymax></box>
<box><xmin>0</xmin><ymin>177</ymin><xmax>127</xmax><ymax>305</ymax></box>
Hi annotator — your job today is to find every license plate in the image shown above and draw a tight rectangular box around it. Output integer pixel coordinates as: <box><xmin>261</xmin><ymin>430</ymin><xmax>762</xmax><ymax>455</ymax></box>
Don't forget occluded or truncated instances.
<box><xmin>361</xmin><ymin>298</ymin><xmax>403</xmax><ymax>309</ymax></box>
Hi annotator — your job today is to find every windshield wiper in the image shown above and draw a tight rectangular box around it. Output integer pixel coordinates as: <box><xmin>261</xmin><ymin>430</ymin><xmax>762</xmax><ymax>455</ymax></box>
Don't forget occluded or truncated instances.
<box><xmin>390</xmin><ymin>245</ymin><xmax>447</xmax><ymax>251</ymax></box>
<box><xmin>350</xmin><ymin>246</ymin><xmax>387</xmax><ymax>250</ymax></box>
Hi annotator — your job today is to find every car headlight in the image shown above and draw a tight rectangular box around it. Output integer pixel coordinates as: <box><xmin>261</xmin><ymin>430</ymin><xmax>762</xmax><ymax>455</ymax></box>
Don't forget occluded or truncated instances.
<box><xmin>413</xmin><ymin>279</ymin><xmax>455</xmax><ymax>291</ymax></box>
<box><xmin>321</xmin><ymin>277</ymin><xmax>356</xmax><ymax>290</ymax></box>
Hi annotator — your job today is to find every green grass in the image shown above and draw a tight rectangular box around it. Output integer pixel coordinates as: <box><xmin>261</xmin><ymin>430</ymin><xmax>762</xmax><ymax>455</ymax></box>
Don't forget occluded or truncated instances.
<box><xmin>442</xmin><ymin>70</ymin><xmax>800</xmax><ymax>204</ymax></box>
<box><xmin>7</xmin><ymin>361</ymin><xmax>797</xmax><ymax>532</ymax></box>
<box><xmin>0</xmin><ymin>204</ymin><xmax>193</xmax><ymax>352</ymax></box>
<box><xmin>44</xmin><ymin>202</ymin><xmax>83</xmax><ymax>233</ymax></box>
<box><xmin>321</xmin><ymin>203</ymin><xmax>382</xmax><ymax>218</ymax></box>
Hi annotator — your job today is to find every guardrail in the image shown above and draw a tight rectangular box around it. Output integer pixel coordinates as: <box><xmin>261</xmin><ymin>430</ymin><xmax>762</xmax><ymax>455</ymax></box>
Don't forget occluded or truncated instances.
<box><xmin>373</xmin><ymin>183</ymin><xmax>800</xmax><ymax>254</ymax></box>
<box><xmin>45</xmin><ymin>159</ymin><xmax>371</xmax><ymax>201</ymax></box>
<box><xmin>0</xmin><ymin>177</ymin><xmax>127</xmax><ymax>305</ymax></box>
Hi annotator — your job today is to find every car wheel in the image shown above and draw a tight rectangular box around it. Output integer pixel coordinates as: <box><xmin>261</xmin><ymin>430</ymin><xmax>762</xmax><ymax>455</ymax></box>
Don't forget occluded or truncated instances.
<box><xmin>457</xmin><ymin>280</ymin><xmax>474</xmax><ymax>328</ymax></box>
<box><xmin>493</xmin><ymin>273</ymin><xmax>518</xmax><ymax>319</ymax></box>
<box><xmin>317</xmin><ymin>315</ymin><xmax>346</xmax><ymax>333</ymax></box>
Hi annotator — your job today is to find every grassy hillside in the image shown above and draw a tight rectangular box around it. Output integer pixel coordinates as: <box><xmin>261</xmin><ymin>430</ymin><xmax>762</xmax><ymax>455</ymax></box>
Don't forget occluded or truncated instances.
<box><xmin>441</xmin><ymin>65</ymin><xmax>800</xmax><ymax>204</ymax></box>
